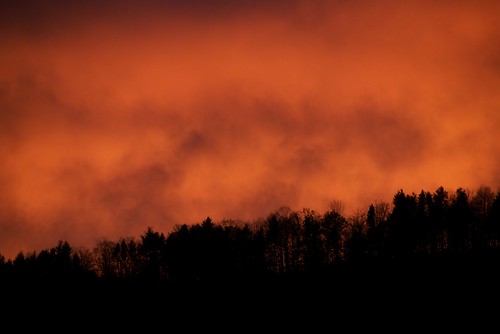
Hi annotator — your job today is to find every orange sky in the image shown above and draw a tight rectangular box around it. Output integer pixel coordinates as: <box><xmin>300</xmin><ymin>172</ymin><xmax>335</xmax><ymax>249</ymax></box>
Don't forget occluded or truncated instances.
<box><xmin>1</xmin><ymin>0</ymin><xmax>499</xmax><ymax>259</ymax></box>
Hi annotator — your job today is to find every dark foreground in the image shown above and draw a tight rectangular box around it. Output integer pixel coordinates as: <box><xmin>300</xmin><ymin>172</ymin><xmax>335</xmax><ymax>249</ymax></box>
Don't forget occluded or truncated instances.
<box><xmin>3</xmin><ymin>252</ymin><xmax>500</xmax><ymax>329</ymax></box>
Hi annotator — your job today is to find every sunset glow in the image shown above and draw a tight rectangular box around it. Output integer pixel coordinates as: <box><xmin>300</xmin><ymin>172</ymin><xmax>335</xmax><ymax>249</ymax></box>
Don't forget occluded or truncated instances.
<box><xmin>1</xmin><ymin>0</ymin><xmax>499</xmax><ymax>259</ymax></box>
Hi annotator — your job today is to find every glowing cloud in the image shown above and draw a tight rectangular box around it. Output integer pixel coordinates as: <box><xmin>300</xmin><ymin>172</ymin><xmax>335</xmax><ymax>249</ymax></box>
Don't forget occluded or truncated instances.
<box><xmin>1</xmin><ymin>0</ymin><xmax>499</xmax><ymax>258</ymax></box>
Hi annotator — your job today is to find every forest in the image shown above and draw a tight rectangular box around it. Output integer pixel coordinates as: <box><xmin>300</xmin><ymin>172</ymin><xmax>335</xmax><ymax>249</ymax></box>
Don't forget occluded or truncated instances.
<box><xmin>2</xmin><ymin>185</ymin><xmax>500</xmax><ymax>288</ymax></box>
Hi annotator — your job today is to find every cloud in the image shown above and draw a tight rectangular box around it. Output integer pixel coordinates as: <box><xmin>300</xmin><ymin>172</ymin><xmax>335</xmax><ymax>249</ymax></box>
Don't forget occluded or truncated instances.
<box><xmin>1</xmin><ymin>0</ymin><xmax>500</xmax><ymax>258</ymax></box>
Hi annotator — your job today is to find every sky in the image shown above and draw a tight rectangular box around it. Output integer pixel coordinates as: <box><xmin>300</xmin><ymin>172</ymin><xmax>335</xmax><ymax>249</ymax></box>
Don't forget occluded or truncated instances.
<box><xmin>1</xmin><ymin>0</ymin><xmax>499</xmax><ymax>259</ymax></box>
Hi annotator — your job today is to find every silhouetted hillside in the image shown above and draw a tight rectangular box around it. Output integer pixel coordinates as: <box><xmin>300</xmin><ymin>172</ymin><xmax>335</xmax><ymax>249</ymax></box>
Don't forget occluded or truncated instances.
<box><xmin>2</xmin><ymin>186</ymin><xmax>500</xmax><ymax>320</ymax></box>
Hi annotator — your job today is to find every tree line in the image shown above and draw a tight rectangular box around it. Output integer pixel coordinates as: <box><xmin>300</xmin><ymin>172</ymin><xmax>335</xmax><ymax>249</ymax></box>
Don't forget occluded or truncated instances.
<box><xmin>1</xmin><ymin>186</ymin><xmax>500</xmax><ymax>285</ymax></box>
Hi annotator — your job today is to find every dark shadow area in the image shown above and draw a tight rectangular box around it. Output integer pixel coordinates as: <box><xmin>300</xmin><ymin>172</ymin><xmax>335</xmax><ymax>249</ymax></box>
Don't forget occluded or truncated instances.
<box><xmin>2</xmin><ymin>186</ymin><xmax>500</xmax><ymax>325</ymax></box>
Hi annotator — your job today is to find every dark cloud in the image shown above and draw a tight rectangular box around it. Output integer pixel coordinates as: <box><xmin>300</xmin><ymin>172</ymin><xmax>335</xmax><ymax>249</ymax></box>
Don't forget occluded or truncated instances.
<box><xmin>0</xmin><ymin>0</ymin><xmax>300</xmax><ymax>38</ymax></box>
<box><xmin>343</xmin><ymin>105</ymin><xmax>428</xmax><ymax>169</ymax></box>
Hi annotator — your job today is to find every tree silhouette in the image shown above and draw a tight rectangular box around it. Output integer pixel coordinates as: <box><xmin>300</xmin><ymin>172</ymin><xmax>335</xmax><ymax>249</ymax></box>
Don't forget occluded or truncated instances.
<box><xmin>488</xmin><ymin>192</ymin><xmax>500</xmax><ymax>246</ymax></box>
<box><xmin>365</xmin><ymin>204</ymin><xmax>379</xmax><ymax>259</ymax></box>
<box><xmin>139</xmin><ymin>227</ymin><xmax>166</xmax><ymax>281</ymax></box>
<box><xmin>430</xmin><ymin>186</ymin><xmax>449</xmax><ymax>252</ymax></box>
<box><xmin>301</xmin><ymin>208</ymin><xmax>325</xmax><ymax>272</ymax></box>
<box><xmin>265</xmin><ymin>207</ymin><xmax>303</xmax><ymax>274</ymax></box>
<box><xmin>321</xmin><ymin>209</ymin><xmax>347</xmax><ymax>265</ymax></box>
<box><xmin>165</xmin><ymin>224</ymin><xmax>194</xmax><ymax>281</ymax></box>
<box><xmin>52</xmin><ymin>240</ymin><xmax>73</xmax><ymax>276</ymax></box>
<box><xmin>386</xmin><ymin>190</ymin><xmax>417</xmax><ymax>258</ymax></box>
<box><xmin>2</xmin><ymin>184</ymin><xmax>500</xmax><ymax>308</ymax></box>
<box><xmin>448</xmin><ymin>188</ymin><xmax>473</xmax><ymax>252</ymax></box>
<box><xmin>345</xmin><ymin>215</ymin><xmax>367</xmax><ymax>263</ymax></box>
<box><xmin>94</xmin><ymin>240</ymin><xmax>118</xmax><ymax>278</ymax></box>
<box><xmin>416</xmin><ymin>190</ymin><xmax>433</xmax><ymax>254</ymax></box>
